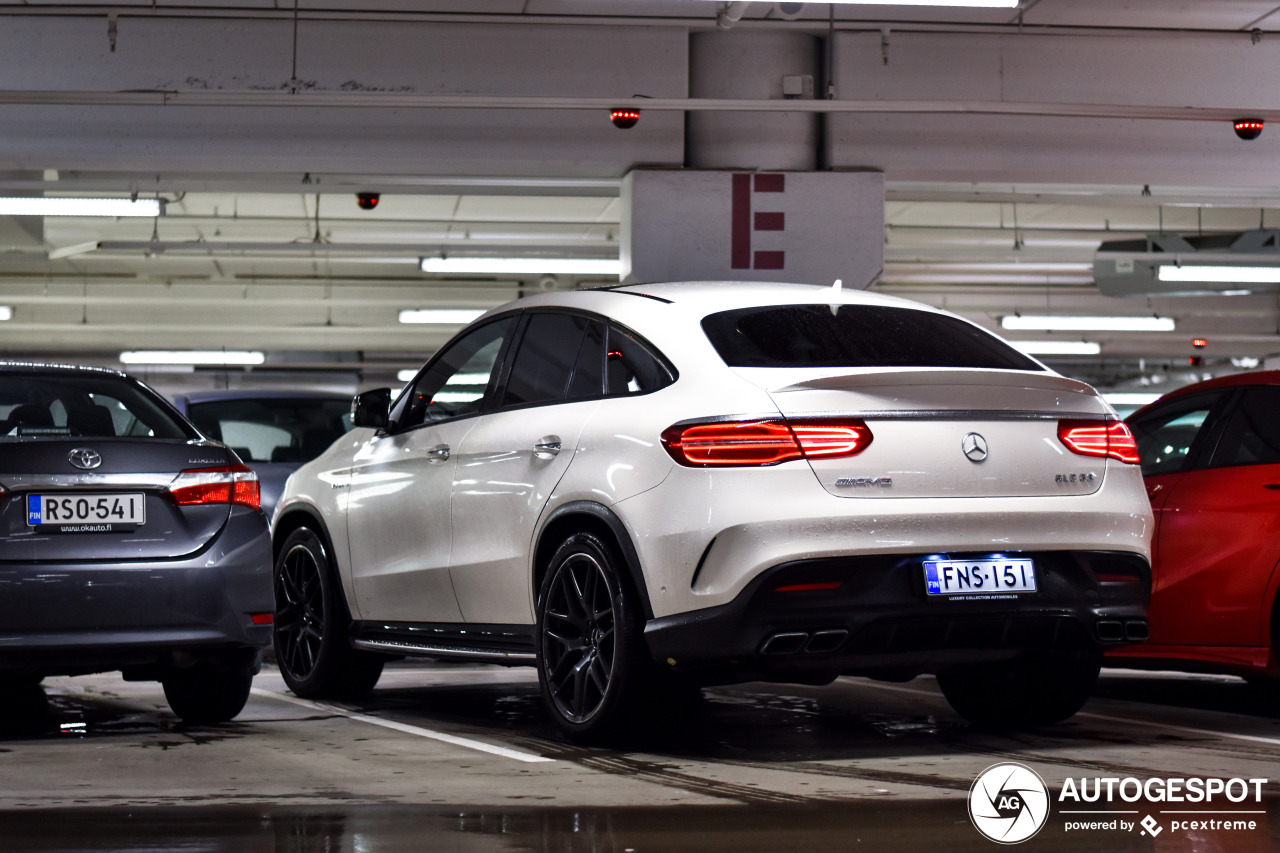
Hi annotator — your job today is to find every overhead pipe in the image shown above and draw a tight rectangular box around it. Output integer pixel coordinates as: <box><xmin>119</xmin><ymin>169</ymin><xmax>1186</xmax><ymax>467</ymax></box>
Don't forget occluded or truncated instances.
<box><xmin>716</xmin><ymin>2</ymin><xmax>753</xmax><ymax>29</ymax></box>
<box><xmin>0</xmin><ymin>89</ymin><xmax>1271</xmax><ymax>124</ymax></box>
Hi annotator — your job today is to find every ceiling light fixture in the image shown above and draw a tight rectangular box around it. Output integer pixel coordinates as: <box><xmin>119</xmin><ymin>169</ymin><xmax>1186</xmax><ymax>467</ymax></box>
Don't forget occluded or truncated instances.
<box><xmin>1157</xmin><ymin>265</ymin><xmax>1280</xmax><ymax>284</ymax></box>
<box><xmin>1001</xmin><ymin>315</ymin><xmax>1176</xmax><ymax>333</ymax></box>
<box><xmin>397</xmin><ymin>369</ymin><xmax>418</xmax><ymax>383</ymax></box>
<box><xmin>119</xmin><ymin>350</ymin><xmax>265</xmax><ymax>366</ymax></box>
<box><xmin>398</xmin><ymin>309</ymin><xmax>488</xmax><ymax>325</ymax></box>
<box><xmin>0</xmin><ymin>197</ymin><xmax>164</xmax><ymax>217</ymax></box>
<box><xmin>1103</xmin><ymin>392</ymin><xmax>1162</xmax><ymax>407</ymax></box>
<box><xmin>420</xmin><ymin>257</ymin><xmax>622</xmax><ymax>276</ymax></box>
<box><xmin>0</xmin><ymin>306</ymin><xmax>11</xmax><ymax>321</ymax></box>
<box><xmin>690</xmin><ymin>0</ymin><xmax>1017</xmax><ymax>4</ymax></box>
<box><xmin>1009</xmin><ymin>340</ymin><xmax>1102</xmax><ymax>356</ymax></box>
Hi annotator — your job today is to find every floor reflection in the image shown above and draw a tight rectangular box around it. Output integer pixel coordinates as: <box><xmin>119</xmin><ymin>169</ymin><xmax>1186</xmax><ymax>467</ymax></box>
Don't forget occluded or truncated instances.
<box><xmin>0</xmin><ymin>801</ymin><xmax>1273</xmax><ymax>853</ymax></box>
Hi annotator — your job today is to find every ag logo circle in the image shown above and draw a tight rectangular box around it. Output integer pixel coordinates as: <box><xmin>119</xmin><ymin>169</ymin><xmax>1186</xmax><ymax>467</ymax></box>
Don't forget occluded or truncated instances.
<box><xmin>968</xmin><ymin>762</ymin><xmax>1050</xmax><ymax>844</ymax></box>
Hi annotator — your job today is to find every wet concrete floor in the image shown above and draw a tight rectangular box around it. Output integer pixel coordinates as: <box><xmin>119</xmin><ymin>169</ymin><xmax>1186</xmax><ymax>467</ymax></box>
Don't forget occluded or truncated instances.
<box><xmin>1</xmin><ymin>664</ymin><xmax>1278</xmax><ymax>851</ymax></box>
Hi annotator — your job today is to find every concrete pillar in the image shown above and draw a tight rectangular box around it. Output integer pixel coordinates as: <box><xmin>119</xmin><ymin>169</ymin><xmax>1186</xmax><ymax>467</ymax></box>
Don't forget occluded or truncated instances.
<box><xmin>687</xmin><ymin>31</ymin><xmax>822</xmax><ymax>171</ymax></box>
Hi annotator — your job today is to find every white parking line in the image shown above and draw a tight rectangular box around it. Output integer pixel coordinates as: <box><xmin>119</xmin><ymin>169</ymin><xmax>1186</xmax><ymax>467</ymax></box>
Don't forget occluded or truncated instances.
<box><xmin>1075</xmin><ymin>711</ymin><xmax>1280</xmax><ymax>749</ymax></box>
<box><xmin>250</xmin><ymin>687</ymin><xmax>555</xmax><ymax>764</ymax></box>
<box><xmin>856</xmin><ymin>679</ymin><xmax>1280</xmax><ymax>748</ymax></box>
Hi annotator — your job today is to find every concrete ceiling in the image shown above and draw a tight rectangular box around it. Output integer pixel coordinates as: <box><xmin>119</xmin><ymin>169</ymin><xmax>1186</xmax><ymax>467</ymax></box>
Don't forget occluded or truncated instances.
<box><xmin>3</xmin><ymin>0</ymin><xmax>1280</xmax><ymax>394</ymax></box>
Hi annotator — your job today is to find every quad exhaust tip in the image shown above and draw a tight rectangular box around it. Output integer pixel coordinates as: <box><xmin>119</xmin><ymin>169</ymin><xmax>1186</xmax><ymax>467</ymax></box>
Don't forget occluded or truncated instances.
<box><xmin>760</xmin><ymin>629</ymin><xmax>849</xmax><ymax>656</ymax></box>
<box><xmin>1097</xmin><ymin>619</ymin><xmax>1149</xmax><ymax>643</ymax></box>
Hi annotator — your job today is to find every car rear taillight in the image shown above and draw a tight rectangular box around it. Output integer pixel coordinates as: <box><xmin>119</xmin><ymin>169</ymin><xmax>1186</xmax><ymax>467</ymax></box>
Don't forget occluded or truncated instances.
<box><xmin>169</xmin><ymin>465</ymin><xmax>261</xmax><ymax>510</ymax></box>
<box><xmin>661</xmin><ymin>419</ymin><xmax>872</xmax><ymax>467</ymax></box>
<box><xmin>1057</xmin><ymin>419</ymin><xmax>1140</xmax><ymax>465</ymax></box>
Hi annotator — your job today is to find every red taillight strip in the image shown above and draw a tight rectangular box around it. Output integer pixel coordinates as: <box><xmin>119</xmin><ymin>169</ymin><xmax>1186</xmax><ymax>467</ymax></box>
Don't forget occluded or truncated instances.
<box><xmin>661</xmin><ymin>419</ymin><xmax>873</xmax><ymax>467</ymax></box>
<box><xmin>169</xmin><ymin>464</ymin><xmax>261</xmax><ymax>510</ymax></box>
<box><xmin>790</xmin><ymin>422</ymin><xmax>873</xmax><ymax>459</ymax></box>
<box><xmin>1057</xmin><ymin>419</ymin><xmax>1140</xmax><ymax>465</ymax></box>
<box><xmin>661</xmin><ymin>420</ymin><xmax>804</xmax><ymax>466</ymax></box>
<box><xmin>775</xmin><ymin>581</ymin><xmax>844</xmax><ymax>592</ymax></box>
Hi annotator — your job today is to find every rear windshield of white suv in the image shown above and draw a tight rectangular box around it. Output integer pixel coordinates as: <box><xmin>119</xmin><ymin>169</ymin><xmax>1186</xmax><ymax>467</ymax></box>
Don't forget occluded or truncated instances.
<box><xmin>701</xmin><ymin>304</ymin><xmax>1044</xmax><ymax>371</ymax></box>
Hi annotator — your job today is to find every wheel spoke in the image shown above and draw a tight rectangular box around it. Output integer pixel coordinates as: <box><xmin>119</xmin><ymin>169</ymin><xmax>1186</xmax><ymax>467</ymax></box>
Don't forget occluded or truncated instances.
<box><xmin>571</xmin><ymin>652</ymin><xmax>593</xmax><ymax>718</ymax></box>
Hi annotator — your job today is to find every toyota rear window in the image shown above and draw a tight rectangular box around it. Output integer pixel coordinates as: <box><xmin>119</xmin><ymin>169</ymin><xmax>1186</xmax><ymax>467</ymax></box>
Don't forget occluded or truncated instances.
<box><xmin>0</xmin><ymin>373</ymin><xmax>191</xmax><ymax>440</ymax></box>
<box><xmin>701</xmin><ymin>304</ymin><xmax>1043</xmax><ymax>371</ymax></box>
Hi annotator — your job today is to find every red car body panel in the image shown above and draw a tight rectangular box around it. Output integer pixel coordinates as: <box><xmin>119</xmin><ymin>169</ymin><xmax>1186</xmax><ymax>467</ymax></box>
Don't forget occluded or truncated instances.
<box><xmin>1106</xmin><ymin>371</ymin><xmax>1280</xmax><ymax>679</ymax></box>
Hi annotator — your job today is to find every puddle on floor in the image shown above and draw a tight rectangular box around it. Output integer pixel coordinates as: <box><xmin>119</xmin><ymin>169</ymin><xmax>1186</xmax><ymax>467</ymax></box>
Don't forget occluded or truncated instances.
<box><xmin>0</xmin><ymin>800</ymin><xmax>1274</xmax><ymax>853</ymax></box>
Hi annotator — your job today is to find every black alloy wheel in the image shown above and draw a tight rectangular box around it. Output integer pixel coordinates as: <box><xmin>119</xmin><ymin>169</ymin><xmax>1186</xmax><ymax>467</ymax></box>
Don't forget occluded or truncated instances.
<box><xmin>274</xmin><ymin>536</ymin><xmax>323</xmax><ymax>683</ymax></box>
<box><xmin>537</xmin><ymin>532</ymin><xmax>647</xmax><ymax>741</ymax></box>
<box><xmin>273</xmin><ymin>527</ymin><xmax>383</xmax><ymax>700</ymax></box>
<box><xmin>542</xmin><ymin>545</ymin><xmax>618</xmax><ymax>723</ymax></box>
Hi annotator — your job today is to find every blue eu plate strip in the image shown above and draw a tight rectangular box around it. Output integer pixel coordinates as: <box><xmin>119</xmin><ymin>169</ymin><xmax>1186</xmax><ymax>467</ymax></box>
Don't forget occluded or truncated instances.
<box><xmin>924</xmin><ymin>561</ymin><xmax>941</xmax><ymax>594</ymax></box>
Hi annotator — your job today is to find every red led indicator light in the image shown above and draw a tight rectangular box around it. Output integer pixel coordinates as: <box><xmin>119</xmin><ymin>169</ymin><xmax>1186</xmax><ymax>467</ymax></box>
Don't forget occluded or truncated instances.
<box><xmin>610</xmin><ymin>109</ymin><xmax>641</xmax><ymax>129</ymax></box>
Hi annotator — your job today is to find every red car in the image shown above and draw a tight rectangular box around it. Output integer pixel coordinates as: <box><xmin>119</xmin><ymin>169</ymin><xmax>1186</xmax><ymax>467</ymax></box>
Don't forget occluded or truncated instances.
<box><xmin>1107</xmin><ymin>371</ymin><xmax>1280</xmax><ymax>683</ymax></box>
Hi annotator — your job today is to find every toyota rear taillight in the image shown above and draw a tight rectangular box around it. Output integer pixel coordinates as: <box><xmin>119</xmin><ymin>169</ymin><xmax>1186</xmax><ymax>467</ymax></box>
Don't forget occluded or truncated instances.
<box><xmin>1058</xmin><ymin>419</ymin><xmax>1140</xmax><ymax>465</ymax></box>
<box><xmin>661</xmin><ymin>419</ymin><xmax>872</xmax><ymax>467</ymax></box>
<box><xmin>169</xmin><ymin>464</ymin><xmax>261</xmax><ymax>510</ymax></box>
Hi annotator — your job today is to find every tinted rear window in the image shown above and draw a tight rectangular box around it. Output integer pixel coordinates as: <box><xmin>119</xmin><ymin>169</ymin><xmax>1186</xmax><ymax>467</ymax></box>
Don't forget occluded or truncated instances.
<box><xmin>701</xmin><ymin>304</ymin><xmax>1043</xmax><ymax>371</ymax></box>
<box><xmin>187</xmin><ymin>397</ymin><xmax>353</xmax><ymax>463</ymax></box>
<box><xmin>0</xmin><ymin>373</ymin><xmax>190</xmax><ymax>440</ymax></box>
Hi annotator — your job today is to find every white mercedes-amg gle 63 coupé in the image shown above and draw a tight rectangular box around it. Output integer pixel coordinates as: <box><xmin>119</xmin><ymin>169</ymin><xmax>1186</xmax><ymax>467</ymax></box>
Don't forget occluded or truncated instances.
<box><xmin>271</xmin><ymin>281</ymin><xmax>1153</xmax><ymax>741</ymax></box>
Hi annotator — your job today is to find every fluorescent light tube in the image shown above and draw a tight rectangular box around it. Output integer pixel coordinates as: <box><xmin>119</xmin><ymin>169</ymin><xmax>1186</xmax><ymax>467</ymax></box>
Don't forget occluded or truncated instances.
<box><xmin>1009</xmin><ymin>340</ymin><xmax>1101</xmax><ymax>356</ymax></box>
<box><xmin>0</xmin><ymin>197</ymin><xmax>164</xmax><ymax>217</ymax></box>
<box><xmin>821</xmin><ymin>0</ymin><xmax>1017</xmax><ymax>5</ymax></box>
<box><xmin>1157</xmin><ymin>265</ymin><xmax>1280</xmax><ymax>284</ymax></box>
<box><xmin>398</xmin><ymin>309</ymin><xmax>487</xmax><ymax>325</ymax></box>
<box><xmin>120</xmin><ymin>350</ymin><xmax>265</xmax><ymax>366</ymax></box>
<box><xmin>420</xmin><ymin>257</ymin><xmax>621</xmax><ymax>276</ymax></box>
<box><xmin>1103</xmin><ymin>392</ymin><xmax>1162</xmax><ymax>407</ymax></box>
<box><xmin>397</xmin><ymin>369</ymin><xmax>418</xmax><ymax>383</ymax></box>
<box><xmin>0</xmin><ymin>306</ymin><xmax>11</xmax><ymax>321</ymax></box>
<box><xmin>683</xmin><ymin>0</ymin><xmax>1017</xmax><ymax>4</ymax></box>
<box><xmin>1002</xmin><ymin>315</ymin><xmax>1175</xmax><ymax>332</ymax></box>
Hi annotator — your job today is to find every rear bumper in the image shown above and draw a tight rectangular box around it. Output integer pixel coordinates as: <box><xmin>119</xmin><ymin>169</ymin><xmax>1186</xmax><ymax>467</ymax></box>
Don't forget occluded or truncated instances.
<box><xmin>0</xmin><ymin>509</ymin><xmax>273</xmax><ymax>677</ymax></box>
<box><xmin>643</xmin><ymin>549</ymin><xmax>1150</xmax><ymax>684</ymax></box>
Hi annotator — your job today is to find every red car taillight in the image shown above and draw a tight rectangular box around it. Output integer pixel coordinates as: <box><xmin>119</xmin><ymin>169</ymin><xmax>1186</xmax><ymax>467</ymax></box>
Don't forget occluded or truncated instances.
<box><xmin>1057</xmin><ymin>419</ymin><xmax>1140</xmax><ymax>465</ymax></box>
<box><xmin>169</xmin><ymin>464</ymin><xmax>261</xmax><ymax>510</ymax></box>
<box><xmin>661</xmin><ymin>419</ymin><xmax>873</xmax><ymax>467</ymax></box>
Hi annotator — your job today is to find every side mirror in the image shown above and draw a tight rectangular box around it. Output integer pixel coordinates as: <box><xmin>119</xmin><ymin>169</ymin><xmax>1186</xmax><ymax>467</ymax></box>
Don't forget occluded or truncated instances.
<box><xmin>351</xmin><ymin>388</ymin><xmax>391</xmax><ymax>429</ymax></box>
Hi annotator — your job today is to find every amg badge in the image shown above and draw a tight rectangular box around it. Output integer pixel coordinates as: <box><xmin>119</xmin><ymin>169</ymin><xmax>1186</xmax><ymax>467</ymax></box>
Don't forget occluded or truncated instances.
<box><xmin>834</xmin><ymin>476</ymin><xmax>893</xmax><ymax>488</ymax></box>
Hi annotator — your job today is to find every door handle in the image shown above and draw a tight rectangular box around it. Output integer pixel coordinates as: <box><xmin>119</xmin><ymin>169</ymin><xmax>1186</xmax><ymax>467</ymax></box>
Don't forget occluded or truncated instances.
<box><xmin>1265</xmin><ymin>482</ymin><xmax>1280</xmax><ymax>490</ymax></box>
<box><xmin>426</xmin><ymin>444</ymin><xmax>450</xmax><ymax>462</ymax></box>
<box><xmin>533</xmin><ymin>436</ymin><xmax>562</xmax><ymax>458</ymax></box>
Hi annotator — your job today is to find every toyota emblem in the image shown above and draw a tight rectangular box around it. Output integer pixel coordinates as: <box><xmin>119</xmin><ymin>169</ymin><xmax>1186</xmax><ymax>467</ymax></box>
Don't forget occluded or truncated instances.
<box><xmin>68</xmin><ymin>448</ymin><xmax>102</xmax><ymax>470</ymax></box>
<box><xmin>962</xmin><ymin>433</ymin><xmax>989</xmax><ymax>463</ymax></box>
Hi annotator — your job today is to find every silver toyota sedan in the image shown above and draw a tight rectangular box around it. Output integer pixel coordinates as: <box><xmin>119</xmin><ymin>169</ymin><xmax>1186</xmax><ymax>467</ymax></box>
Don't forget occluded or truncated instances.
<box><xmin>0</xmin><ymin>363</ymin><xmax>274</xmax><ymax>723</ymax></box>
<box><xmin>273</xmin><ymin>282</ymin><xmax>1154</xmax><ymax>741</ymax></box>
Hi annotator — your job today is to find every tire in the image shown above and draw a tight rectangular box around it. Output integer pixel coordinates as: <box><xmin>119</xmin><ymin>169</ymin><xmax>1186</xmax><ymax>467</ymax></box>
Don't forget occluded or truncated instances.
<box><xmin>536</xmin><ymin>531</ymin><xmax>655</xmax><ymax>743</ymax></box>
<box><xmin>273</xmin><ymin>527</ymin><xmax>383</xmax><ymax>701</ymax></box>
<box><xmin>936</xmin><ymin>649</ymin><xmax>1101</xmax><ymax>729</ymax></box>
<box><xmin>162</xmin><ymin>664</ymin><xmax>254</xmax><ymax>724</ymax></box>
